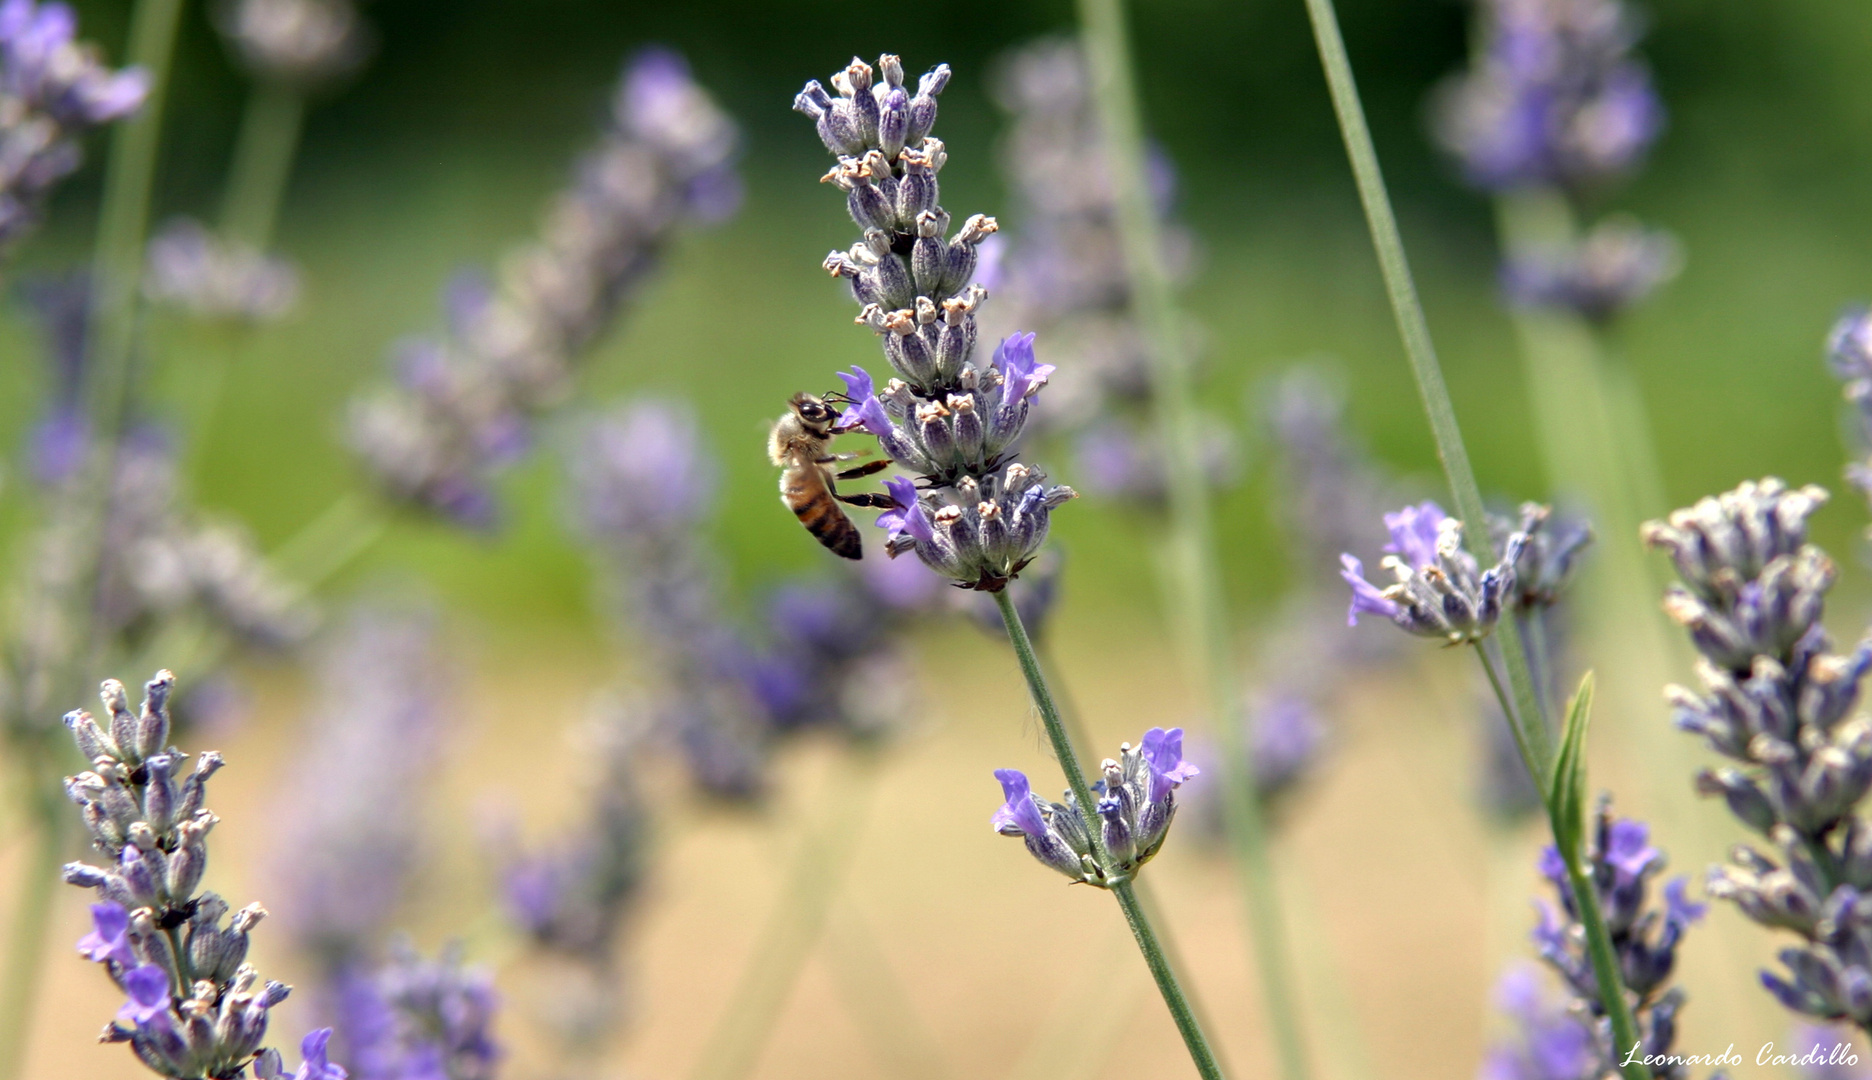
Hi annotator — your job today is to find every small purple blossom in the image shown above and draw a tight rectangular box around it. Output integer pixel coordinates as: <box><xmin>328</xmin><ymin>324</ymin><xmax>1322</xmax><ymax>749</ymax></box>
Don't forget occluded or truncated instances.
<box><xmin>1340</xmin><ymin>502</ymin><xmax>1539</xmax><ymax>643</ymax></box>
<box><xmin>116</xmin><ymin>963</ymin><xmax>171</xmax><ymax>1025</ymax></box>
<box><xmin>991</xmin><ymin>768</ymin><xmax>1048</xmax><ymax>837</ymax></box>
<box><xmin>77</xmin><ymin>902</ymin><xmax>135</xmax><ymax>967</ymax></box>
<box><xmin>1140</xmin><ymin>726</ymin><xmax>1198</xmax><ymax>802</ymax></box>
<box><xmin>257</xmin><ymin>1029</ymin><xmax>349</xmax><ymax>1080</ymax></box>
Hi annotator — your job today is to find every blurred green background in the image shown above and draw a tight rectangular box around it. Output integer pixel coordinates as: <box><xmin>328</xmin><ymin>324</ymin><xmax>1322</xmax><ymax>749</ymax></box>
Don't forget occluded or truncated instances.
<box><xmin>7</xmin><ymin>0</ymin><xmax>1872</xmax><ymax>634</ymax></box>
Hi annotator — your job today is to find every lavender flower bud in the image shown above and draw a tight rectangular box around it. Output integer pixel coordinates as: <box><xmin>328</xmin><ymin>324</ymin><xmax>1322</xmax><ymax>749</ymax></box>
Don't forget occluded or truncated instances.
<box><xmin>1341</xmin><ymin>501</ymin><xmax>1536</xmax><ymax>644</ymax></box>
<box><xmin>991</xmin><ymin>727</ymin><xmax>1197</xmax><ymax>886</ymax></box>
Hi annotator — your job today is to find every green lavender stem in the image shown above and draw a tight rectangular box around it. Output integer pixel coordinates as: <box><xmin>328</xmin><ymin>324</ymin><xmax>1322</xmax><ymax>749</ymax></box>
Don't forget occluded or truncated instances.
<box><xmin>685</xmin><ymin>757</ymin><xmax>879</xmax><ymax>1080</ymax></box>
<box><xmin>85</xmin><ymin>0</ymin><xmax>187</xmax><ymax>441</ymax></box>
<box><xmin>1072</xmin><ymin>3</ymin><xmax>1313</xmax><ymax>1077</ymax></box>
<box><xmin>993</xmin><ymin>591</ymin><xmax>1226</xmax><ymax>1080</ymax></box>
<box><xmin>1300</xmin><ymin>2</ymin><xmax>1646</xmax><ymax>1075</ymax></box>
<box><xmin>220</xmin><ymin>80</ymin><xmax>306</xmax><ymax>250</ymax></box>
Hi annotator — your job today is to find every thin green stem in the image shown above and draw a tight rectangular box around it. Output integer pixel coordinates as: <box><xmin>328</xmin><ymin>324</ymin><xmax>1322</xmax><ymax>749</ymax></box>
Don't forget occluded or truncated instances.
<box><xmin>1475</xmin><ymin>655</ymin><xmax>1646</xmax><ymax>1080</ymax></box>
<box><xmin>685</xmin><ymin>758</ymin><xmax>878</xmax><ymax>1080</ymax></box>
<box><xmin>993</xmin><ymin>591</ymin><xmax>1226</xmax><ymax>1080</ymax></box>
<box><xmin>85</xmin><ymin>0</ymin><xmax>187</xmax><ymax>442</ymax></box>
<box><xmin>1073</xmin><ymin>2</ymin><xmax>1313</xmax><ymax>1076</ymax></box>
<box><xmin>1300</xmin><ymin>2</ymin><xmax>1646</xmax><ymax>1076</ymax></box>
<box><xmin>219</xmin><ymin>80</ymin><xmax>305</xmax><ymax>251</ymax></box>
<box><xmin>1298</xmin><ymin>0</ymin><xmax>1550</xmax><ymax>774</ymax></box>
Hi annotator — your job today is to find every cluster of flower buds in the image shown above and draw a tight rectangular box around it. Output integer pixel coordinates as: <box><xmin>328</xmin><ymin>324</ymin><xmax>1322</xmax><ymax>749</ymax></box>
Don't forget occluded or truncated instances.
<box><xmin>991</xmin><ymin>727</ymin><xmax>1199</xmax><ymax>886</ymax></box>
<box><xmin>215</xmin><ymin>0</ymin><xmax>367</xmax><ymax>88</ymax></box>
<box><xmin>981</xmin><ymin>38</ymin><xmax>1234</xmax><ymax>507</ymax></box>
<box><xmin>1502</xmin><ymin>217</ymin><xmax>1681</xmax><ymax>324</ymax></box>
<box><xmin>1827</xmin><ymin>309</ymin><xmax>1872</xmax><ymax>520</ymax></box>
<box><xmin>0</xmin><ymin>0</ymin><xmax>147</xmax><ymax>255</ymax></box>
<box><xmin>335</xmin><ymin>940</ymin><xmax>500</xmax><ymax>1080</ymax></box>
<box><xmin>1432</xmin><ymin>0</ymin><xmax>1664</xmax><ymax>194</ymax></box>
<box><xmin>1641</xmin><ymin>479</ymin><xmax>1872</xmax><ymax>1030</ymax></box>
<box><xmin>144</xmin><ymin>217</ymin><xmax>300</xmax><ymax>322</ymax></box>
<box><xmin>1340</xmin><ymin>500</ymin><xmax>1546</xmax><ymax>645</ymax></box>
<box><xmin>1529</xmin><ymin>803</ymin><xmax>1707</xmax><ymax>1077</ymax></box>
<box><xmin>349</xmin><ymin>48</ymin><xmax>739</xmax><ymax>527</ymax></box>
<box><xmin>796</xmin><ymin>54</ymin><xmax>1074</xmax><ymax>591</ymax></box>
<box><xmin>62</xmin><ymin>671</ymin><xmax>316</xmax><ymax>1077</ymax></box>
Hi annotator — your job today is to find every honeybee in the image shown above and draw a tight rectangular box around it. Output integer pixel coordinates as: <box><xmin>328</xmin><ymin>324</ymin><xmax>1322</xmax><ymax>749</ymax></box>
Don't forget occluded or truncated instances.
<box><xmin>769</xmin><ymin>393</ymin><xmax>896</xmax><ymax>559</ymax></box>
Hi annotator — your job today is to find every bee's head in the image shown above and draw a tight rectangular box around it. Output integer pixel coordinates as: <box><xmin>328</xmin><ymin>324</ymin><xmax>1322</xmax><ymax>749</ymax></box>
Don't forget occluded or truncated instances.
<box><xmin>789</xmin><ymin>392</ymin><xmax>838</xmax><ymax>432</ymax></box>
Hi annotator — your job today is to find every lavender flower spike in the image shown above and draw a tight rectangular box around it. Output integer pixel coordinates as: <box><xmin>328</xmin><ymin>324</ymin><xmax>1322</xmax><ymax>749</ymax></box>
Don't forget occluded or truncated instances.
<box><xmin>145</xmin><ymin>217</ymin><xmax>300</xmax><ymax>322</ymax></box>
<box><xmin>216</xmin><ymin>0</ymin><xmax>368</xmax><ymax>87</ymax></box>
<box><xmin>797</xmin><ymin>54</ymin><xmax>1074</xmax><ymax>590</ymax></box>
<box><xmin>992</xmin><ymin>727</ymin><xmax>1197</xmax><ymax>887</ymax></box>
<box><xmin>1341</xmin><ymin>501</ymin><xmax>1540</xmax><ymax>643</ymax></box>
<box><xmin>61</xmin><ymin>671</ymin><xmax>305</xmax><ymax>1078</ymax></box>
<box><xmin>1826</xmin><ymin>308</ymin><xmax>1872</xmax><ymax>517</ymax></box>
<box><xmin>1644</xmin><ymin>478</ymin><xmax>1872</xmax><ymax>1033</ymax></box>
<box><xmin>1522</xmin><ymin>802</ymin><xmax>1707</xmax><ymax>1078</ymax></box>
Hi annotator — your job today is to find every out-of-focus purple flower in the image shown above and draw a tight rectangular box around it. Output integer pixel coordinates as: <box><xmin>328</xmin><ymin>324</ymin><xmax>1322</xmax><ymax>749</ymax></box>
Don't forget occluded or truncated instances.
<box><xmin>145</xmin><ymin>217</ymin><xmax>300</xmax><ymax>322</ymax></box>
<box><xmin>1479</xmin><ymin>966</ymin><xmax>1598</xmax><ymax>1080</ymax></box>
<box><xmin>1247</xmin><ymin>695</ymin><xmax>1325</xmax><ymax>801</ymax></box>
<box><xmin>1502</xmin><ymin>217</ymin><xmax>1679</xmax><ymax>322</ymax></box>
<box><xmin>77</xmin><ymin>901</ymin><xmax>136</xmax><ymax>967</ymax></box>
<box><xmin>269</xmin><ymin>607</ymin><xmax>444</xmax><ymax>982</ymax></box>
<box><xmin>349</xmin><ymin>47</ymin><xmax>740</xmax><ymax>526</ymax></box>
<box><xmin>216</xmin><ymin>0</ymin><xmax>368</xmax><ymax>86</ymax></box>
<box><xmin>1826</xmin><ymin>309</ymin><xmax>1872</xmax><ymax>513</ymax></box>
<box><xmin>1786</xmin><ymin>1025</ymin><xmax>1872</xmax><ymax>1080</ymax></box>
<box><xmin>0</xmin><ymin>0</ymin><xmax>146</xmax><ymax>253</ymax></box>
<box><xmin>1433</xmin><ymin>0</ymin><xmax>1664</xmax><ymax>194</ymax></box>
<box><xmin>338</xmin><ymin>942</ymin><xmax>499</xmax><ymax>1080</ymax></box>
<box><xmin>569</xmin><ymin>399</ymin><xmax>718</xmax><ymax>541</ymax></box>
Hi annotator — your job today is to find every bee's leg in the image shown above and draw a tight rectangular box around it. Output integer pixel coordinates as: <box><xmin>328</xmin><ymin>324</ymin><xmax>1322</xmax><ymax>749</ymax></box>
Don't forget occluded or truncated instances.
<box><xmin>815</xmin><ymin>453</ymin><xmax>863</xmax><ymax>463</ymax></box>
<box><xmin>835</xmin><ymin>458</ymin><xmax>892</xmax><ymax>480</ymax></box>
<box><xmin>835</xmin><ymin>492</ymin><xmax>898</xmax><ymax>509</ymax></box>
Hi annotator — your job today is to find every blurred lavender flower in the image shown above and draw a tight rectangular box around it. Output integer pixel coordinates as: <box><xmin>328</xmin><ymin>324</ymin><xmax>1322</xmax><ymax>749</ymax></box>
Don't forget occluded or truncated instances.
<box><xmin>94</xmin><ymin>429</ymin><xmax>313</xmax><ymax>650</ymax></box>
<box><xmin>337</xmin><ymin>941</ymin><xmax>500</xmax><ymax>1080</ymax></box>
<box><xmin>1787</xmin><ymin>1026</ymin><xmax>1872</xmax><ymax>1080</ymax></box>
<box><xmin>215</xmin><ymin>0</ymin><xmax>367</xmax><ymax>87</ymax></box>
<box><xmin>1502</xmin><ymin>217</ymin><xmax>1680</xmax><ymax>323</ymax></box>
<box><xmin>983</xmin><ymin>38</ymin><xmax>1232</xmax><ymax>505</ymax></box>
<box><xmin>18</xmin><ymin>269</ymin><xmax>90</xmax><ymax>485</ymax></box>
<box><xmin>1827</xmin><ymin>309</ymin><xmax>1872</xmax><ymax>520</ymax></box>
<box><xmin>498</xmin><ymin>702</ymin><xmax>651</xmax><ymax>1048</ymax></box>
<box><xmin>349</xmin><ymin>47</ymin><xmax>739</xmax><ymax>527</ymax></box>
<box><xmin>0</xmin><ymin>0</ymin><xmax>147</xmax><ymax>255</ymax></box>
<box><xmin>145</xmin><ymin>217</ymin><xmax>300</xmax><ymax>322</ymax></box>
<box><xmin>567</xmin><ymin>398</ymin><xmax>765</xmax><ymax>798</ymax></box>
<box><xmin>992</xmin><ymin>727</ymin><xmax>1198</xmax><ymax>886</ymax></box>
<box><xmin>1643</xmin><ymin>479</ymin><xmax>1872</xmax><ymax>1032</ymax></box>
<box><xmin>796</xmin><ymin>54</ymin><xmax>1075</xmax><ymax>590</ymax></box>
<box><xmin>1479</xmin><ymin>966</ymin><xmax>1598</xmax><ymax>1080</ymax></box>
<box><xmin>1432</xmin><ymin>0</ymin><xmax>1664</xmax><ymax>194</ymax></box>
<box><xmin>1341</xmin><ymin>500</ymin><xmax>1539</xmax><ymax>644</ymax></box>
<box><xmin>1528</xmin><ymin>803</ymin><xmax>1706</xmax><ymax>1077</ymax></box>
<box><xmin>269</xmin><ymin>608</ymin><xmax>444</xmax><ymax>989</ymax></box>
<box><xmin>62</xmin><ymin>671</ymin><xmax>307</xmax><ymax>1077</ymax></box>
<box><xmin>1245</xmin><ymin>694</ymin><xmax>1326</xmax><ymax>810</ymax></box>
